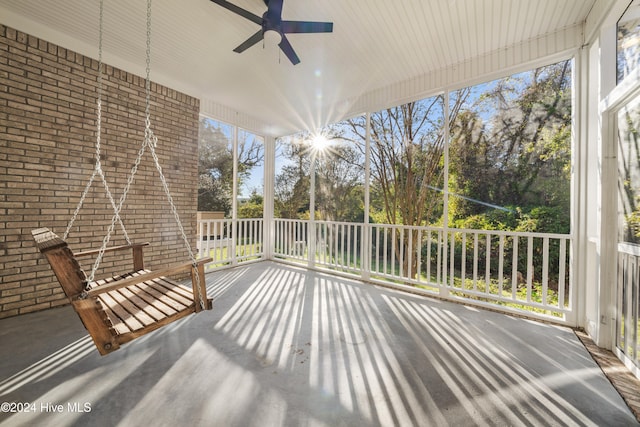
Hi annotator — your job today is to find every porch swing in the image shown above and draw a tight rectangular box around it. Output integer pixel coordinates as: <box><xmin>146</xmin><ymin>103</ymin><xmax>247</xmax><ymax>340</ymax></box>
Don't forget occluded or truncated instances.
<box><xmin>32</xmin><ymin>0</ymin><xmax>212</xmax><ymax>356</ymax></box>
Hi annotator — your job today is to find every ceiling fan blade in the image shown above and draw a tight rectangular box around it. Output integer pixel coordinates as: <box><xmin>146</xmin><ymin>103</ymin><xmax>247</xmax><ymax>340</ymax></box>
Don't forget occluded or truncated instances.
<box><xmin>233</xmin><ymin>30</ymin><xmax>264</xmax><ymax>53</ymax></box>
<box><xmin>265</xmin><ymin>0</ymin><xmax>284</xmax><ymax>19</ymax></box>
<box><xmin>209</xmin><ymin>0</ymin><xmax>262</xmax><ymax>25</ymax></box>
<box><xmin>278</xmin><ymin>35</ymin><xmax>300</xmax><ymax>65</ymax></box>
<box><xmin>281</xmin><ymin>21</ymin><xmax>333</xmax><ymax>34</ymax></box>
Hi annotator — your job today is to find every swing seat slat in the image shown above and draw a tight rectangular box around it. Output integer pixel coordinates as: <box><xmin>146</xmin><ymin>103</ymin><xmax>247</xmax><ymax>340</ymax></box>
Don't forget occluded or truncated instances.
<box><xmin>32</xmin><ymin>228</ymin><xmax>213</xmax><ymax>355</ymax></box>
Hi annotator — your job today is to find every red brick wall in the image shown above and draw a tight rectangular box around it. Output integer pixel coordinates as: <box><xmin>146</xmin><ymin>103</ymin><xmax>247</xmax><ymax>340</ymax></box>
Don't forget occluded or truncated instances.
<box><xmin>0</xmin><ymin>24</ymin><xmax>201</xmax><ymax>318</ymax></box>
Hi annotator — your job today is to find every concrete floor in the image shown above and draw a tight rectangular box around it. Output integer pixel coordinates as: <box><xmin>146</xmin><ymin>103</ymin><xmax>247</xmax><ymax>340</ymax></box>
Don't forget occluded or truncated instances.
<box><xmin>0</xmin><ymin>261</ymin><xmax>637</xmax><ymax>427</ymax></box>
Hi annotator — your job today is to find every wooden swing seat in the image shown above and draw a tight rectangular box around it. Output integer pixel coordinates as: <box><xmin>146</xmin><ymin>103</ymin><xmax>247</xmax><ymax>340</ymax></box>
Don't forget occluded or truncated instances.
<box><xmin>32</xmin><ymin>228</ymin><xmax>212</xmax><ymax>355</ymax></box>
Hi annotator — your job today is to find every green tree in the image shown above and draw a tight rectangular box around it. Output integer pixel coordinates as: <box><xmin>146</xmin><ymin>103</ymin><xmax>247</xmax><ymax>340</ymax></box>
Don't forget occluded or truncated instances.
<box><xmin>315</xmin><ymin>140</ymin><xmax>364</xmax><ymax>222</ymax></box>
<box><xmin>274</xmin><ymin>138</ymin><xmax>310</xmax><ymax>219</ymax></box>
<box><xmin>238</xmin><ymin>191</ymin><xmax>264</xmax><ymax>218</ymax></box>
<box><xmin>619</xmin><ymin>107</ymin><xmax>640</xmax><ymax>243</ymax></box>
<box><xmin>198</xmin><ymin>119</ymin><xmax>263</xmax><ymax>216</ymax></box>
<box><xmin>447</xmin><ymin>61</ymin><xmax>573</xmax><ymax>284</ymax></box>
<box><xmin>449</xmin><ymin>60</ymin><xmax>572</xmax><ymax>223</ymax></box>
<box><xmin>198</xmin><ymin>120</ymin><xmax>233</xmax><ymax>213</ymax></box>
<box><xmin>343</xmin><ymin>93</ymin><xmax>469</xmax><ymax>279</ymax></box>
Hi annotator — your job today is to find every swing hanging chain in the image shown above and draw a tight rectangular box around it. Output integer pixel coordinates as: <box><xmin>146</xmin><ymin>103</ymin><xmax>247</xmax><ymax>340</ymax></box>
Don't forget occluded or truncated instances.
<box><xmin>64</xmin><ymin>165</ymin><xmax>97</xmax><ymax>241</ymax></box>
<box><xmin>93</xmin><ymin>0</ymin><xmax>131</xmax><ymax>247</ymax></box>
<box><xmin>147</xmin><ymin>131</ymin><xmax>205</xmax><ymax>309</ymax></box>
<box><xmin>83</xmin><ymin>0</ymin><xmax>156</xmax><ymax>284</ymax></box>
<box><xmin>81</xmin><ymin>0</ymin><xmax>205</xmax><ymax>309</ymax></box>
<box><xmin>143</xmin><ymin>0</ymin><xmax>204</xmax><ymax>309</ymax></box>
<box><xmin>84</xmin><ymin>0</ymin><xmax>206</xmax><ymax>306</ymax></box>
<box><xmin>89</xmin><ymin>0</ymin><xmax>151</xmax><ymax>281</ymax></box>
<box><xmin>145</xmin><ymin>1</ymin><xmax>152</xmax><ymax>143</ymax></box>
<box><xmin>64</xmin><ymin>0</ymin><xmax>130</xmax><ymax>245</ymax></box>
<box><xmin>88</xmin><ymin>115</ymin><xmax>150</xmax><ymax>283</ymax></box>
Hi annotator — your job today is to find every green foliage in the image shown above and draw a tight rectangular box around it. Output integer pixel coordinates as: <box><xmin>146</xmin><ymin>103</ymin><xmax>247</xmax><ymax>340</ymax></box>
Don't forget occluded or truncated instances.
<box><xmin>274</xmin><ymin>137</ymin><xmax>311</xmax><ymax>219</ymax></box>
<box><xmin>515</xmin><ymin>206</ymin><xmax>570</xmax><ymax>234</ymax></box>
<box><xmin>274</xmin><ymin>165</ymin><xmax>310</xmax><ymax>219</ymax></box>
<box><xmin>368</xmin><ymin>209</ymin><xmax>389</xmax><ymax>226</ymax></box>
<box><xmin>448</xmin><ymin>60</ymin><xmax>572</xmax><ymax>224</ymax></box>
<box><xmin>627</xmin><ymin>204</ymin><xmax>640</xmax><ymax>242</ymax></box>
<box><xmin>451</xmin><ymin>205</ymin><xmax>568</xmax><ymax>235</ymax></box>
<box><xmin>449</xmin><ymin>276</ymin><xmax>565</xmax><ymax>317</ymax></box>
<box><xmin>315</xmin><ymin>142</ymin><xmax>366</xmax><ymax>222</ymax></box>
<box><xmin>198</xmin><ymin>120</ymin><xmax>233</xmax><ymax>214</ymax></box>
<box><xmin>198</xmin><ymin>118</ymin><xmax>263</xmax><ymax>216</ymax></box>
<box><xmin>238</xmin><ymin>192</ymin><xmax>264</xmax><ymax>218</ymax></box>
<box><xmin>618</xmin><ymin>109</ymin><xmax>640</xmax><ymax>244</ymax></box>
<box><xmin>446</xmin><ymin>205</ymin><xmax>569</xmax><ymax>285</ymax></box>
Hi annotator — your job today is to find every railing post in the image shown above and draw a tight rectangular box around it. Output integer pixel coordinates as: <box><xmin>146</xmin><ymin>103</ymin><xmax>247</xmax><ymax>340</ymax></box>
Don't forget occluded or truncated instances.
<box><xmin>441</xmin><ymin>229</ymin><xmax>450</xmax><ymax>298</ymax></box>
<box><xmin>197</xmin><ymin>220</ymin><xmax>203</xmax><ymax>260</ymax></box>
<box><xmin>362</xmin><ymin>222</ymin><xmax>371</xmax><ymax>280</ymax></box>
<box><xmin>309</xmin><ymin>220</ymin><xmax>316</xmax><ymax>269</ymax></box>
<box><xmin>231</xmin><ymin>218</ymin><xmax>237</xmax><ymax>266</ymax></box>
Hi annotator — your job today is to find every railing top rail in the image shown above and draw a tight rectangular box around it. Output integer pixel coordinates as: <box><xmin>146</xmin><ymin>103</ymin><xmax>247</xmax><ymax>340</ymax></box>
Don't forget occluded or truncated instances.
<box><xmin>618</xmin><ymin>242</ymin><xmax>640</xmax><ymax>256</ymax></box>
<box><xmin>199</xmin><ymin>218</ymin><xmax>263</xmax><ymax>223</ymax></box>
<box><xmin>444</xmin><ymin>227</ymin><xmax>571</xmax><ymax>240</ymax></box>
<box><xmin>274</xmin><ymin>218</ymin><xmax>308</xmax><ymax>224</ymax></box>
<box><xmin>272</xmin><ymin>218</ymin><xmax>571</xmax><ymax>240</ymax></box>
<box><xmin>368</xmin><ymin>223</ymin><xmax>443</xmax><ymax>233</ymax></box>
<box><xmin>314</xmin><ymin>220</ymin><xmax>366</xmax><ymax>227</ymax></box>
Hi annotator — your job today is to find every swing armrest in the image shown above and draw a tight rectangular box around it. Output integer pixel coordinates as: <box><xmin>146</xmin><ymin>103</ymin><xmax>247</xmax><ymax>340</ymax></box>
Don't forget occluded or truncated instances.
<box><xmin>76</xmin><ymin>242</ymin><xmax>151</xmax><ymax>271</ymax></box>
<box><xmin>85</xmin><ymin>257</ymin><xmax>212</xmax><ymax>298</ymax></box>
<box><xmin>74</xmin><ymin>242</ymin><xmax>151</xmax><ymax>258</ymax></box>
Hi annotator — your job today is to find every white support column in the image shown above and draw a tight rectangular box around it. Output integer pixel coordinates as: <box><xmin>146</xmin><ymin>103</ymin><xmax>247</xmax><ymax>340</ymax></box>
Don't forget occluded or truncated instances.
<box><xmin>599</xmin><ymin>103</ymin><xmax>618</xmax><ymax>350</ymax></box>
<box><xmin>362</xmin><ymin>113</ymin><xmax>371</xmax><ymax>280</ymax></box>
<box><xmin>571</xmin><ymin>47</ymin><xmax>587</xmax><ymax>329</ymax></box>
<box><xmin>231</xmin><ymin>125</ymin><xmax>238</xmax><ymax>265</ymax></box>
<box><xmin>583</xmin><ymin>38</ymin><xmax>604</xmax><ymax>343</ymax></box>
<box><xmin>594</xmin><ymin>22</ymin><xmax>619</xmax><ymax>350</ymax></box>
<box><xmin>309</xmin><ymin>152</ymin><xmax>316</xmax><ymax>269</ymax></box>
<box><xmin>263</xmin><ymin>135</ymin><xmax>276</xmax><ymax>259</ymax></box>
<box><xmin>441</xmin><ymin>91</ymin><xmax>450</xmax><ymax>298</ymax></box>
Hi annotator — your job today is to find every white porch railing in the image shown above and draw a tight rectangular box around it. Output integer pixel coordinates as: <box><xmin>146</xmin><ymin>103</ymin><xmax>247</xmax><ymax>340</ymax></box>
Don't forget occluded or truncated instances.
<box><xmin>197</xmin><ymin>218</ymin><xmax>574</xmax><ymax>323</ymax></box>
<box><xmin>197</xmin><ymin>218</ymin><xmax>263</xmax><ymax>268</ymax></box>
<box><xmin>616</xmin><ymin>243</ymin><xmax>640</xmax><ymax>377</ymax></box>
<box><xmin>273</xmin><ymin>218</ymin><xmax>308</xmax><ymax>262</ymax></box>
<box><xmin>444</xmin><ymin>228</ymin><xmax>571</xmax><ymax>319</ymax></box>
<box><xmin>273</xmin><ymin>218</ymin><xmax>574</xmax><ymax>324</ymax></box>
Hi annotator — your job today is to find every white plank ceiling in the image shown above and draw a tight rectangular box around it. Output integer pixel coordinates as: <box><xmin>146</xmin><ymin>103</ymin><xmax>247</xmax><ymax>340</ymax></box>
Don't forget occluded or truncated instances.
<box><xmin>1</xmin><ymin>0</ymin><xmax>602</xmax><ymax>136</ymax></box>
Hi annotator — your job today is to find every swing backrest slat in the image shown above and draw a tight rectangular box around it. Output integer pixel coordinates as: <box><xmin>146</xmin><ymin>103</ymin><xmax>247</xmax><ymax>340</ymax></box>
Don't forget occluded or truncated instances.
<box><xmin>32</xmin><ymin>227</ymin><xmax>87</xmax><ymax>298</ymax></box>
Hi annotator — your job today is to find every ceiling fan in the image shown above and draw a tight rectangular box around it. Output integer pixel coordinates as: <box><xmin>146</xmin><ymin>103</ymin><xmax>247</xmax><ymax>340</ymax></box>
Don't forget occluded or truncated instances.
<box><xmin>210</xmin><ymin>0</ymin><xmax>333</xmax><ymax>65</ymax></box>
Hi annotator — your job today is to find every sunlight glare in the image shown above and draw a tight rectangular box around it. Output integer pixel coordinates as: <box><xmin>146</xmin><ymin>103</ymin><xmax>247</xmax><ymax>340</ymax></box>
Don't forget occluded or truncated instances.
<box><xmin>311</xmin><ymin>133</ymin><xmax>330</xmax><ymax>155</ymax></box>
<box><xmin>312</xmin><ymin>134</ymin><xmax>329</xmax><ymax>150</ymax></box>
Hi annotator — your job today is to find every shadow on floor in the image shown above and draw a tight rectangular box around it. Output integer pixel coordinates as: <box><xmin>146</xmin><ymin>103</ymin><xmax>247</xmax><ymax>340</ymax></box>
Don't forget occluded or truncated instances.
<box><xmin>0</xmin><ymin>262</ymin><xmax>637</xmax><ymax>426</ymax></box>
